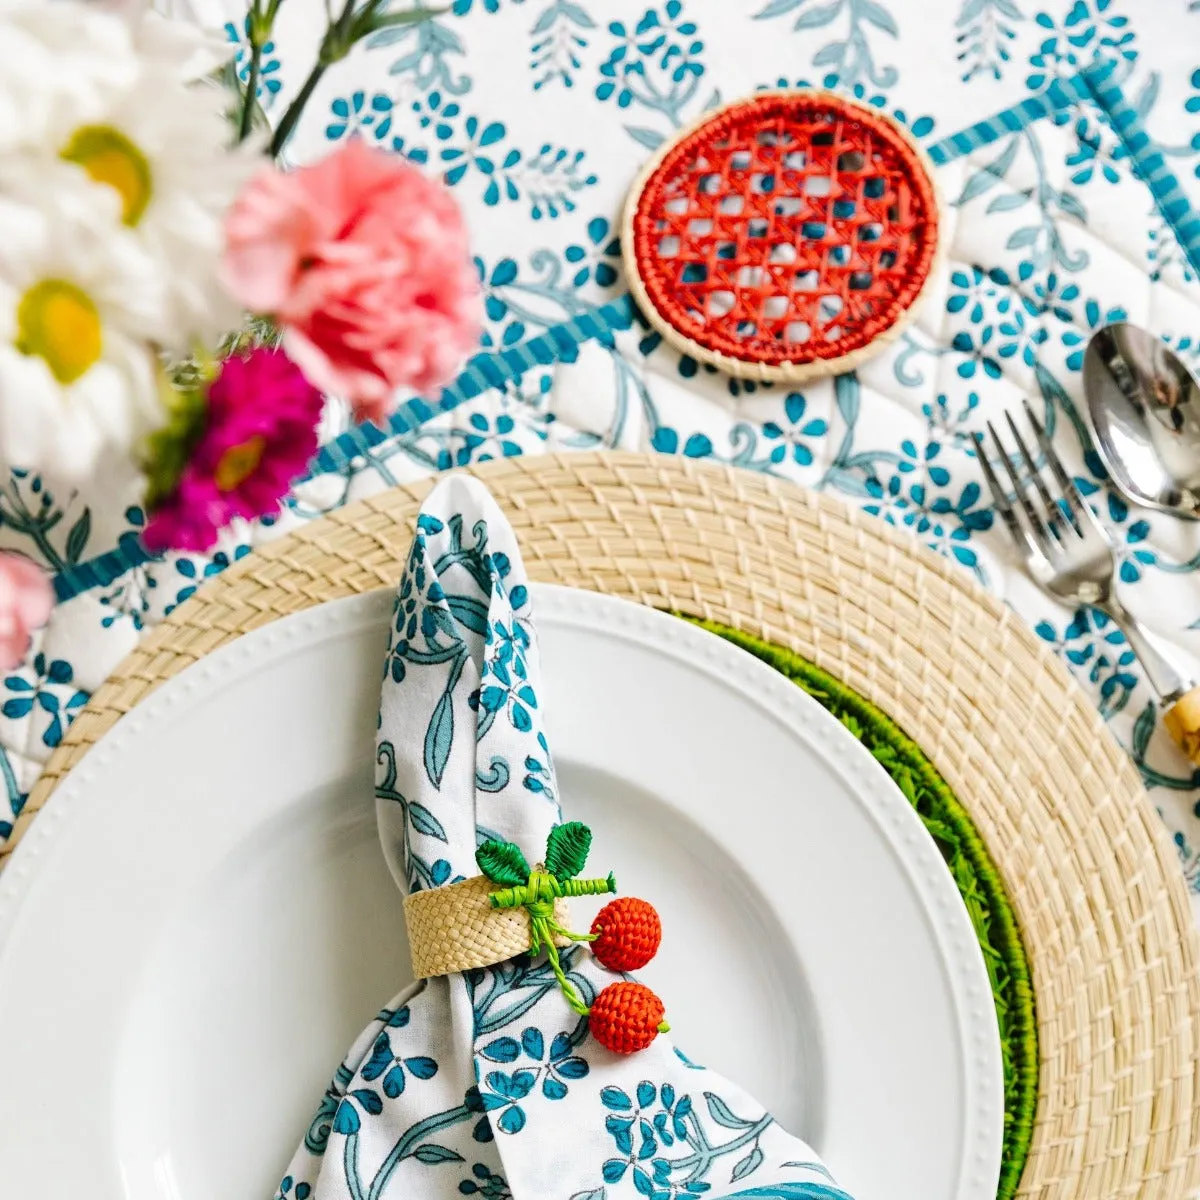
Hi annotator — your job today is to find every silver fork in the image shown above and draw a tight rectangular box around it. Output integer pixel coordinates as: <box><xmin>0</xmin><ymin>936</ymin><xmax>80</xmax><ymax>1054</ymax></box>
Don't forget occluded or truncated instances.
<box><xmin>974</xmin><ymin>399</ymin><xmax>1195</xmax><ymax>705</ymax></box>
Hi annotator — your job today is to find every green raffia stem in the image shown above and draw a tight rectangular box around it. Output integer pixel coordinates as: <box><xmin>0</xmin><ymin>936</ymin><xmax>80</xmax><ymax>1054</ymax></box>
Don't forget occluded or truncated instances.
<box><xmin>481</xmin><ymin>831</ymin><xmax>616</xmax><ymax>1016</ymax></box>
<box><xmin>695</xmin><ymin>621</ymin><xmax>1038</xmax><ymax>1200</ymax></box>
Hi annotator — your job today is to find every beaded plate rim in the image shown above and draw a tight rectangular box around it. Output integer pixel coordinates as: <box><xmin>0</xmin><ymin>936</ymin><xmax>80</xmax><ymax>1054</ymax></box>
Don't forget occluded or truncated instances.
<box><xmin>620</xmin><ymin>88</ymin><xmax>944</xmax><ymax>383</ymax></box>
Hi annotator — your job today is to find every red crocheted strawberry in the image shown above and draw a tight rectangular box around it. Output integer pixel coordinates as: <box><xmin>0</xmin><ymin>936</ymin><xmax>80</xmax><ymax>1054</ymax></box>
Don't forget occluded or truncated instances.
<box><xmin>589</xmin><ymin>982</ymin><xmax>668</xmax><ymax>1055</ymax></box>
<box><xmin>590</xmin><ymin>897</ymin><xmax>662</xmax><ymax>972</ymax></box>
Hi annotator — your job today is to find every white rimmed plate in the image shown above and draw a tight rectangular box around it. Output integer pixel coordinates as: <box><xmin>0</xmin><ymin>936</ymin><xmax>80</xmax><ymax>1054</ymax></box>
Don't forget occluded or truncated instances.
<box><xmin>0</xmin><ymin>585</ymin><xmax>1002</xmax><ymax>1200</ymax></box>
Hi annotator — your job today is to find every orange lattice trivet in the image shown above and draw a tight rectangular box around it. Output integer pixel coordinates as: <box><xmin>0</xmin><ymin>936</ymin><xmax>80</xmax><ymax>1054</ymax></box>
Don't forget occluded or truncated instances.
<box><xmin>622</xmin><ymin>90</ymin><xmax>941</xmax><ymax>382</ymax></box>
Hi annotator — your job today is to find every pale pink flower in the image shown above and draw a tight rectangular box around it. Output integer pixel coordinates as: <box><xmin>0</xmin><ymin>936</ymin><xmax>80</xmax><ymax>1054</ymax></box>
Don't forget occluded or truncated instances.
<box><xmin>0</xmin><ymin>552</ymin><xmax>52</xmax><ymax>670</ymax></box>
<box><xmin>221</xmin><ymin>139</ymin><xmax>481</xmax><ymax>423</ymax></box>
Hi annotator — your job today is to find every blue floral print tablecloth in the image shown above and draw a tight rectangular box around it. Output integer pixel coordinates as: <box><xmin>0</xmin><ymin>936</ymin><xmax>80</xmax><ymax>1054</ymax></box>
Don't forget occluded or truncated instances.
<box><xmin>6</xmin><ymin>0</ymin><xmax>1200</xmax><ymax>919</ymax></box>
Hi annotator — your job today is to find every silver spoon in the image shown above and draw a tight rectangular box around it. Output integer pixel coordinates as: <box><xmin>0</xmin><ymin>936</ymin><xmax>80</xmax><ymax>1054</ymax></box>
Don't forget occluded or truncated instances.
<box><xmin>1083</xmin><ymin>321</ymin><xmax>1200</xmax><ymax>519</ymax></box>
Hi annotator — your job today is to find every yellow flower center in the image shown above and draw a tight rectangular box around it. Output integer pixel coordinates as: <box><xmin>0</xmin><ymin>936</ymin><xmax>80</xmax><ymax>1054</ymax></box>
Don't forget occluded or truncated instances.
<box><xmin>15</xmin><ymin>280</ymin><xmax>103</xmax><ymax>385</ymax></box>
<box><xmin>214</xmin><ymin>435</ymin><xmax>267</xmax><ymax>492</ymax></box>
<box><xmin>61</xmin><ymin>125</ymin><xmax>152</xmax><ymax>227</ymax></box>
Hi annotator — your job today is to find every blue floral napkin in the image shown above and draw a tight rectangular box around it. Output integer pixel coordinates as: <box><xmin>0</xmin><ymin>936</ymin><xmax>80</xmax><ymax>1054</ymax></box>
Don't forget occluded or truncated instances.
<box><xmin>275</xmin><ymin>475</ymin><xmax>853</xmax><ymax>1200</ymax></box>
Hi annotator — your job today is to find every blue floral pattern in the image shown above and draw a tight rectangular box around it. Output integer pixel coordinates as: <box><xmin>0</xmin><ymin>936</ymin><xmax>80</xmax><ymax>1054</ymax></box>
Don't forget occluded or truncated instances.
<box><xmin>273</xmin><ymin>477</ymin><xmax>854</xmax><ymax>1199</ymax></box>
<box><xmin>7</xmin><ymin>0</ymin><xmax>1200</xmax><ymax>970</ymax></box>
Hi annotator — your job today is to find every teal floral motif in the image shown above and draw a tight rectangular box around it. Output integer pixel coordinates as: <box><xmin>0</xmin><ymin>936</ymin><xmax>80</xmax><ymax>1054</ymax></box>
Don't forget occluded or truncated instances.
<box><xmin>1026</xmin><ymin>0</ymin><xmax>1136</xmax><ymax>94</ymax></box>
<box><xmin>368</xmin><ymin>15</ymin><xmax>471</xmax><ymax>96</ymax></box>
<box><xmin>377</xmin><ymin>738</ymin><xmax>455</xmax><ymax>890</ymax></box>
<box><xmin>522</xmin><ymin>731</ymin><xmax>558</xmax><ymax>804</ymax></box>
<box><xmin>531</xmin><ymin>1</ymin><xmax>595</xmax><ymax>90</ymax></box>
<box><xmin>385</xmin><ymin>92</ymin><xmax>597</xmax><ymax>218</ymax></box>
<box><xmin>97</xmin><ymin>509</ymin><xmax>156</xmax><ymax>629</ymax></box>
<box><xmin>760</xmin><ymin>393</ymin><xmax>829</xmax><ymax>467</ymax></box>
<box><xmin>168</xmin><ymin>545</ymin><xmax>252</xmax><ymax>613</ymax></box>
<box><xmin>225</xmin><ymin>16</ymin><xmax>283</xmax><ymax>108</ymax></box>
<box><xmin>565</xmin><ymin>217</ymin><xmax>622</xmax><ymax>290</ymax></box>
<box><xmin>598</xmin><ymin>1081</ymin><xmax>773</xmax><ymax>1195</ymax></box>
<box><xmin>1059</xmin><ymin>297</ymin><xmax>1127</xmax><ymax>371</ymax></box>
<box><xmin>1074</xmin><ymin>475</ymin><xmax>1156</xmax><ymax>584</ymax></box>
<box><xmin>468</xmin><ymin>1071</ymin><xmax>536</xmax><ymax>1134</ymax></box>
<box><xmin>360</xmin><ymin>1009</ymin><xmax>439</xmax><ymax>1098</ymax></box>
<box><xmin>923</xmin><ymin>391</ymin><xmax>982</xmax><ymax>451</ymax></box>
<box><xmin>1035</xmin><ymin>609</ymin><xmax>1138</xmax><ymax>717</ymax></box>
<box><xmin>453</xmin><ymin>0</ymin><xmax>522</xmax><ymax>12</ymax></box>
<box><xmin>864</xmin><ymin>441</ymin><xmax>994</xmax><ymax>573</ymax></box>
<box><xmin>947</xmin><ymin>264</ymin><xmax>1050</xmax><ymax>375</ymax></box>
<box><xmin>0</xmin><ymin>744</ymin><xmax>26</xmax><ymax>842</ymax></box>
<box><xmin>459</xmin><ymin>1163</ymin><xmax>512</xmax><ymax>1198</ymax></box>
<box><xmin>753</xmin><ymin>0</ymin><xmax>900</xmax><ymax>93</ymax></box>
<box><xmin>1149</xmin><ymin>213</ymin><xmax>1198</xmax><ymax>284</ymax></box>
<box><xmin>955</xmin><ymin>0</ymin><xmax>1022</xmax><ymax>83</ymax></box>
<box><xmin>470</xmin><ymin>1022</ymin><xmax>590</xmax><ymax>1134</ymax></box>
<box><xmin>650</xmin><ymin>427</ymin><xmax>715</xmax><ymax>459</ymax></box>
<box><xmin>595</xmin><ymin>2</ymin><xmax>711</xmax><ymax>148</ymax></box>
<box><xmin>273</xmin><ymin>1175</ymin><xmax>312</xmax><ymax>1200</ymax></box>
<box><xmin>953</xmin><ymin>132</ymin><xmax>1087</xmax><ymax>272</ymax></box>
<box><xmin>2</xmin><ymin>653</ymin><xmax>89</xmax><ymax>749</ymax></box>
<box><xmin>438</xmin><ymin>412</ymin><xmax>523</xmax><ymax>469</ymax></box>
<box><xmin>0</xmin><ymin>468</ymin><xmax>94</xmax><ymax>573</ymax></box>
<box><xmin>325</xmin><ymin>90</ymin><xmax>394</xmax><ymax>141</ymax></box>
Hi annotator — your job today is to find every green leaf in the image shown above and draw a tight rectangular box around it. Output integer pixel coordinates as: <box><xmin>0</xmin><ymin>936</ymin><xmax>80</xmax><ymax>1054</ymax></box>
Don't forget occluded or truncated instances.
<box><xmin>544</xmin><ymin>821</ymin><xmax>592</xmax><ymax>880</ymax></box>
<box><xmin>357</xmin><ymin>5</ymin><xmax>444</xmax><ymax>39</ymax></box>
<box><xmin>476</xmin><ymin>839</ymin><xmax>530</xmax><ymax>887</ymax></box>
<box><xmin>704</xmin><ymin>1092</ymin><xmax>754</xmax><ymax>1130</ymax></box>
<box><xmin>412</xmin><ymin>1143</ymin><xmax>464</xmax><ymax>1164</ymax></box>
<box><xmin>65</xmin><ymin>509</ymin><xmax>91</xmax><ymax>564</ymax></box>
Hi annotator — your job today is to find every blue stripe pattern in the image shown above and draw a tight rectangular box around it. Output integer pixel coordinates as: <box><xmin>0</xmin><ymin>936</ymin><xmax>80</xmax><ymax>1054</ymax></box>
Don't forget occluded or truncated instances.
<box><xmin>1080</xmin><ymin>63</ymin><xmax>1200</xmax><ymax>280</ymax></box>
<box><xmin>55</xmin><ymin>66</ymin><xmax>1181</xmax><ymax>605</ymax></box>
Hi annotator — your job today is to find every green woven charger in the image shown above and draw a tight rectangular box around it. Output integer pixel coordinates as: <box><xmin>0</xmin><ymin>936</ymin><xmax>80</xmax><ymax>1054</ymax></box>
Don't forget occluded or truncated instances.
<box><xmin>700</xmin><ymin>622</ymin><xmax>1037</xmax><ymax>1200</ymax></box>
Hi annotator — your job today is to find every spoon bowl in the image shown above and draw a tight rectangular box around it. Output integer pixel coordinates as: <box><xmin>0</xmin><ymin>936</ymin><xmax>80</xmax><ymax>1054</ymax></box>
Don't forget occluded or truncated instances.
<box><xmin>1083</xmin><ymin>322</ymin><xmax>1200</xmax><ymax>519</ymax></box>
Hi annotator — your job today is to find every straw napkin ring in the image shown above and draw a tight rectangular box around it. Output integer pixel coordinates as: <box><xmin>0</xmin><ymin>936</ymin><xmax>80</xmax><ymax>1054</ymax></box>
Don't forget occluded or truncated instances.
<box><xmin>404</xmin><ymin>820</ymin><xmax>670</xmax><ymax>1055</ymax></box>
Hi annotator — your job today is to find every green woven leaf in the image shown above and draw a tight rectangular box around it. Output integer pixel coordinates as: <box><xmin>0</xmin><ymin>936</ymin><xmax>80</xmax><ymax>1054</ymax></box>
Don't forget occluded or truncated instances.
<box><xmin>544</xmin><ymin>821</ymin><xmax>591</xmax><ymax>880</ymax></box>
<box><xmin>476</xmin><ymin>839</ymin><xmax>530</xmax><ymax>887</ymax></box>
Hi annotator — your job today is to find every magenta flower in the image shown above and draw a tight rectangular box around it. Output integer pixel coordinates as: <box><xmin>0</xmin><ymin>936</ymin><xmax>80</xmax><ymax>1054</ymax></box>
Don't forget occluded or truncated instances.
<box><xmin>142</xmin><ymin>347</ymin><xmax>322</xmax><ymax>554</ymax></box>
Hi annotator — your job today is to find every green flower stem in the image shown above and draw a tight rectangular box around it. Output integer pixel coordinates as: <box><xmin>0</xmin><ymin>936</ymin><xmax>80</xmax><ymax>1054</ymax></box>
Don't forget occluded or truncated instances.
<box><xmin>269</xmin><ymin>60</ymin><xmax>327</xmax><ymax>157</ymax></box>
<box><xmin>237</xmin><ymin>41</ymin><xmax>262</xmax><ymax>142</ymax></box>
<box><xmin>267</xmin><ymin>4</ymin><xmax>439</xmax><ymax>158</ymax></box>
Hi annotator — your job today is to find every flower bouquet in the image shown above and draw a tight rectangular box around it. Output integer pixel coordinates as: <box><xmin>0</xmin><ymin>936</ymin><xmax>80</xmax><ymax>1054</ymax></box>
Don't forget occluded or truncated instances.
<box><xmin>0</xmin><ymin>0</ymin><xmax>481</xmax><ymax>664</ymax></box>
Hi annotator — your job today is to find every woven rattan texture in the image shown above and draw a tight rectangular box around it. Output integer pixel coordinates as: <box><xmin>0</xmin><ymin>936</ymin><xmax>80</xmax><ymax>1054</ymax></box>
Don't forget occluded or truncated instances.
<box><xmin>13</xmin><ymin>453</ymin><xmax>1200</xmax><ymax>1200</ymax></box>
<box><xmin>404</xmin><ymin>875</ymin><xmax>571</xmax><ymax>978</ymax></box>
<box><xmin>624</xmin><ymin>91</ymin><xmax>940</xmax><ymax>382</ymax></box>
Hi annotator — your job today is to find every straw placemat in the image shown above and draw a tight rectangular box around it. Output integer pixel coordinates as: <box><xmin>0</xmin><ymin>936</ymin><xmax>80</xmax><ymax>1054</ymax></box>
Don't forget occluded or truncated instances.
<box><xmin>8</xmin><ymin>452</ymin><xmax>1200</xmax><ymax>1200</ymax></box>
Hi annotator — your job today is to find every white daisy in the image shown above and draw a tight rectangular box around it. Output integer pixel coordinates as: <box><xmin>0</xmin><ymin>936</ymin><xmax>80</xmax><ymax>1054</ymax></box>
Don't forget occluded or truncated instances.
<box><xmin>0</xmin><ymin>184</ymin><xmax>167</xmax><ymax>484</ymax></box>
<box><xmin>1</xmin><ymin>0</ymin><xmax>255</xmax><ymax>352</ymax></box>
<box><xmin>0</xmin><ymin>0</ymin><xmax>137</xmax><ymax>153</ymax></box>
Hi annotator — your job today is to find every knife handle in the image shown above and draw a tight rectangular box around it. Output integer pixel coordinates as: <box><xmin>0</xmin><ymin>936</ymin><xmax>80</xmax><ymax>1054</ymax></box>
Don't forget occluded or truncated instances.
<box><xmin>1164</xmin><ymin>686</ymin><xmax>1200</xmax><ymax>766</ymax></box>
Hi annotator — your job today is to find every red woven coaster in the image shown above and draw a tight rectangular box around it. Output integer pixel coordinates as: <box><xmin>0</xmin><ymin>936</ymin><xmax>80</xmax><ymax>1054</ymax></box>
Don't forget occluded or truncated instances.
<box><xmin>623</xmin><ymin>90</ymin><xmax>941</xmax><ymax>382</ymax></box>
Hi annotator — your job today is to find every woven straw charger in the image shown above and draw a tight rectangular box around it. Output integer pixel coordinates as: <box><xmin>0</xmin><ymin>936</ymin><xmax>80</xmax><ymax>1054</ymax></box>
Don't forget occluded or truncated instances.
<box><xmin>9</xmin><ymin>452</ymin><xmax>1200</xmax><ymax>1199</ymax></box>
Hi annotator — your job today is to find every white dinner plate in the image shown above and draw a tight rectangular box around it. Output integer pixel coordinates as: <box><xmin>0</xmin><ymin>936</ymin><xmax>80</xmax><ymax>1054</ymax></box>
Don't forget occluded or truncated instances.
<box><xmin>0</xmin><ymin>585</ymin><xmax>1002</xmax><ymax>1200</ymax></box>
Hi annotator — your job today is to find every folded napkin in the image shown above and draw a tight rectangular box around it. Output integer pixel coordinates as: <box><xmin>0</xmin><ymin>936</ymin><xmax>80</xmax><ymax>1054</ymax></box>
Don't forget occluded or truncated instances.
<box><xmin>275</xmin><ymin>476</ymin><xmax>854</xmax><ymax>1200</ymax></box>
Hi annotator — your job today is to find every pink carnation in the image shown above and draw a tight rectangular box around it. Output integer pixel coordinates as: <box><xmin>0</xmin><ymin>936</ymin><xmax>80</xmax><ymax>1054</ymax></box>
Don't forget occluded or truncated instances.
<box><xmin>142</xmin><ymin>347</ymin><xmax>323</xmax><ymax>555</ymax></box>
<box><xmin>221</xmin><ymin>139</ymin><xmax>482</xmax><ymax>423</ymax></box>
<box><xmin>0</xmin><ymin>552</ymin><xmax>52</xmax><ymax>670</ymax></box>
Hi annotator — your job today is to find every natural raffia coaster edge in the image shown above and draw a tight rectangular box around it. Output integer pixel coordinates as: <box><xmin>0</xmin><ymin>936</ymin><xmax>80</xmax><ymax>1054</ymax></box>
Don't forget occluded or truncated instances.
<box><xmin>8</xmin><ymin>452</ymin><xmax>1200</xmax><ymax>1200</ymax></box>
<box><xmin>620</xmin><ymin>89</ymin><xmax>946</xmax><ymax>383</ymax></box>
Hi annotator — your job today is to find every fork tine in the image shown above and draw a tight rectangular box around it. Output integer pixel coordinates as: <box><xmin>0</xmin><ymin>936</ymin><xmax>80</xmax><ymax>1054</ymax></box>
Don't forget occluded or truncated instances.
<box><xmin>973</xmin><ymin>431</ymin><xmax>1025</xmax><ymax>547</ymax></box>
<box><xmin>989</xmin><ymin>419</ymin><xmax>1052</xmax><ymax>552</ymax></box>
<box><xmin>1003</xmin><ymin>410</ymin><xmax>1062</xmax><ymax>537</ymax></box>
<box><xmin>1022</xmin><ymin>398</ymin><xmax>1089</xmax><ymax>532</ymax></box>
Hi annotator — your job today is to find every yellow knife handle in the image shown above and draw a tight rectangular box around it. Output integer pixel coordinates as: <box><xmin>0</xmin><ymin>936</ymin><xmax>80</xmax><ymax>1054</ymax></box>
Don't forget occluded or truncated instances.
<box><xmin>1164</xmin><ymin>685</ymin><xmax>1200</xmax><ymax>766</ymax></box>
